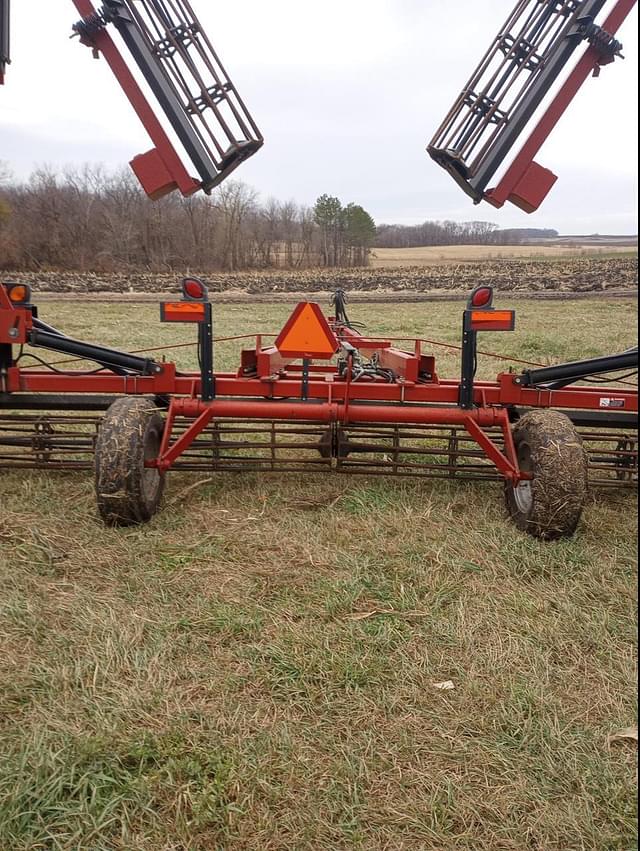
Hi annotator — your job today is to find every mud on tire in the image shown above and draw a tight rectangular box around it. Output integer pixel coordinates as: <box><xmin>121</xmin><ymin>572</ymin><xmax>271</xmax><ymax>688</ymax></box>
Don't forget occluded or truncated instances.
<box><xmin>95</xmin><ymin>397</ymin><xmax>165</xmax><ymax>526</ymax></box>
<box><xmin>505</xmin><ymin>409</ymin><xmax>588</xmax><ymax>540</ymax></box>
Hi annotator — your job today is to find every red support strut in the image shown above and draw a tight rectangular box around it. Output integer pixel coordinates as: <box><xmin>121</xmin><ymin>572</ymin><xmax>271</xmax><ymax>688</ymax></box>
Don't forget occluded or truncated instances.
<box><xmin>485</xmin><ymin>0</ymin><xmax>638</xmax><ymax>211</ymax></box>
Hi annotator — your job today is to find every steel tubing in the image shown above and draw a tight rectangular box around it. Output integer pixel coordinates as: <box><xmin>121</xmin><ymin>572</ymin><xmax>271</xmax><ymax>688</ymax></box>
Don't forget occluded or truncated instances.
<box><xmin>171</xmin><ymin>398</ymin><xmax>506</xmax><ymax>428</ymax></box>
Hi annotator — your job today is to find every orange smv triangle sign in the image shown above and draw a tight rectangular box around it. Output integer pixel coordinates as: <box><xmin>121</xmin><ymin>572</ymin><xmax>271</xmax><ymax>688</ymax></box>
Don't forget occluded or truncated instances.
<box><xmin>275</xmin><ymin>302</ymin><xmax>338</xmax><ymax>360</ymax></box>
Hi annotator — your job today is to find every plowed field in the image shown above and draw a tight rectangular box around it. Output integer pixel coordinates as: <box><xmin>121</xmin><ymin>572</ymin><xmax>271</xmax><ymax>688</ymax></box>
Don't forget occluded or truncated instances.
<box><xmin>4</xmin><ymin>256</ymin><xmax>637</xmax><ymax>298</ymax></box>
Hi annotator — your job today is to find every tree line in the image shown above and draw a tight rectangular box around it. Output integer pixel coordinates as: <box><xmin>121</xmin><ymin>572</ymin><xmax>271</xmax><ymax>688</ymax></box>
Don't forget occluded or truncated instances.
<box><xmin>374</xmin><ymin>221</ymin><xmax>559</xmax><ymax>248</ymax></box>
<box><xmin>0</xmin><ymin>162</ymin><xmax>559</xmax><ymax>273</ymax></box>
<box><xmin>0</xmin><ymin>165</ymin><xmax>377</xmax><ymax>273</ymax></box>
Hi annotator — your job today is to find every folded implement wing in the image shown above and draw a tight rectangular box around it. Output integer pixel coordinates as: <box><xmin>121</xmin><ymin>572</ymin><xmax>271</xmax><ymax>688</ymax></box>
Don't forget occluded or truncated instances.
<box><xmin>428</xmin><ymin>0</ymin><xmax>635</xmax><ymax>212</ymax></box>
<box><xmin>71</xmin><ymin>0</ymin><xmax>263</xmax><ymax>198</ymax></box>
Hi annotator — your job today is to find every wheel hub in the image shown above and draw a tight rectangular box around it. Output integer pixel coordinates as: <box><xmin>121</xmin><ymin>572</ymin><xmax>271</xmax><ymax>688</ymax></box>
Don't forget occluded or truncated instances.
<box><xmin>513</xmin><ymin>479</ymin><xmax>533</xmax><ymax>514</ymax></box>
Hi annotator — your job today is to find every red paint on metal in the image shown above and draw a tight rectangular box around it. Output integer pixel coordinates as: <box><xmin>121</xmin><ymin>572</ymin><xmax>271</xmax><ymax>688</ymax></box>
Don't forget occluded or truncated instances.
<box><xmin>168</xmin><ymin>397</ymin><xmax>503</xmax><ymax>425</ymax></box>
<box><xmin>501</xmin><ymin>411</ymin><xmax>520</xmax><ymax>471</ymax></box>
<box><xmin>376</xmin><ymin>347</ymin><xmax>421</xmax><ymax>383</ymax></box>
<box><xmin>152</xmin><ymin>397</ymin><xmax>529</xmax><ymax>481</ymax></box>
<box><xmin>496</xmin><ymin>372</ymin><xmax>638</xmax><ymax>411</ymax></box>
<box><xmin>158</xmin><ymin>402</ymin><xmax>176</xmax><ymax>460</ymax></box>
<box><xmin>505</xmin><ymin>161</ymin><xmax>558</xmax><ymax>214</ymax></box>
<box><xmin>0</xmin><ymin>284</ymin><xmax>14</xmax><ymax>312</ymax></box>
<box><xmin>130</xmin><ymin>150</ymin><xmax>180</xmax><ymax>201</ymax></box>
<box><xmin>6</xmin><ymin>367</ymin><xmax>638</xmax><ymax>413</ymax></box>
<box><xmin>485</xmin><ymin>0</ymin><xmax>637</xmax><ymax>211</ymax></box>
<box><xmin>0</xmin><ymin>287</ymin><xmax>32</xmax><ymax>345</ymax></box>
<box><xmin>0</xmin><ymin>307</ymin><xmax>31</xmax><ymax>345</ymax></box>
<box><xmin>157</xmin><ymin>405</ymin><xmax>215</xmax><ymax>471</ymax></box>
<box><xmin>465</xmin><ymin>413</ymin><xmax>520</xmax><ymax>481</ymax></box>
<box><xmin>336</xmin><ymin>323</ymin><xmax>438</xmax><ymax>384</ymax></box>
<box><xmin>239</xmin><ymin>346</ymin><xmax>296</xmax><ymax>378</ymax></box>
<box><xmin>70</xmin><ymin>0</ymin><xmax>200</xmax><ymax>198</ymax></box>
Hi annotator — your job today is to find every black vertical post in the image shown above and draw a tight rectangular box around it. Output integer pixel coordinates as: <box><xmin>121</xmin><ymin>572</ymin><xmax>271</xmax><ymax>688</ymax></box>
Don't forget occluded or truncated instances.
<box><xmin>199</xmin><ymin>303</ymin><xmax>215</xmax><ymax>402</ymax></box>
<box><xmin>459</xmin><ymin>311</ymin><xmax>477</xmax><ymax>409</ymax></box>
<box><xmin>0</xmin><ymin>0</ymin><xmax>9</xmax><ymax>81</ymax></box>
<box><xmin>0</xmin><ymin>343</ymin><xmax>13</xmax><ymax>391</ymax></box>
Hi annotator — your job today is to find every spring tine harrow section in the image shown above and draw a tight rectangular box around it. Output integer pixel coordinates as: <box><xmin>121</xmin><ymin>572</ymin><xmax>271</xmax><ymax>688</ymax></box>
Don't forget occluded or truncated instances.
<box><xmin>0</xmin><ymin>284</ymin><xmax>636</xmax><ymax>535</ymax></box>
<box><xmin>115</xmin><ymin>0</ymin><xmax>263</xmax><ymax>189</ymax></box>
<box><xmin>0</xmin><ymin>414</ymin><xmax>98</xmax><ymax>469</ymax></box>
<box><xmin>70</xmin><ymin>0</ymin><xmax>263</xmax><ymax>197</ymax></box>
<box><xmin>427</xmin><ymin>0</ymin><xmax>634</xmax><ymax>211</ymax></box>
<box><xmin>0</xmin><ymin>414</ymin><xmax>636</xmax><ymax>487</ymax></box>
<box><xmin>428</xmin><ymin>0</ymin><xmax>601</xmax><ymax>197</ymax></box>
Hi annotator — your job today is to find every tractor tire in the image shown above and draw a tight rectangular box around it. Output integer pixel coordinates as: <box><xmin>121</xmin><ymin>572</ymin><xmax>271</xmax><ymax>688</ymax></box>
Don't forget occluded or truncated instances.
<box><xmin>505</xmin><ymin>410</ymin><xmax>588</xmax><ymax>541</ymax></box>
<box><xmin>95</xmin><ymin>397</ymin><xmax>165</xmax><ymax>526</ymax></box>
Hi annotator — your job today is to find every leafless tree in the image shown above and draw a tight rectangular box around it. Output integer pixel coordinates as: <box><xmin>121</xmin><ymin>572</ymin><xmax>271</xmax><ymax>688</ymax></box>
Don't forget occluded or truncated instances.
<box><xmin>212</xmin><ymin>181</ymin><xmax>258</xmax><ymax>271</ymax></box>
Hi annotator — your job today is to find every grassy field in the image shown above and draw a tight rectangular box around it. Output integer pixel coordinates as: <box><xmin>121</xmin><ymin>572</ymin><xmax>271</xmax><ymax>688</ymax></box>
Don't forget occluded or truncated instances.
<box><xmin>372</xmin><ymin>245</ymin><xmax>638</xmax><ymax>268</ymax></box>
<box><xmin>0</xmin><ymin>297</ymin><xmax>637</xmax><ymax>850</ymax></box>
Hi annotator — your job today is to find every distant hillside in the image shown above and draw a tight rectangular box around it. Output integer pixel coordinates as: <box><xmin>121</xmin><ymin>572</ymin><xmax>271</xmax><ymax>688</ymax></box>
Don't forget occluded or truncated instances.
<box><xmin>496</xmin><ymin>228</ymin><xmax>559</xmax><ymax>241</ymax></box>
<box><xmin>526</xmin><ymin>234</ymin><xmax>638</xmax><ymax>246</ymax></box>
<box><xmin>495</xmin><ymin>230</ymin><xmax>638</xmax><ymax>247</ymax></box>
<box><xmin>376</xmin><ymin>223</ymin><xmax>637</xmax><ymax>249</ymax></box>
<box><xmin>375</xmin><ymin>222</ymin><xmax>559</xmax><ymax>248</ymax></box>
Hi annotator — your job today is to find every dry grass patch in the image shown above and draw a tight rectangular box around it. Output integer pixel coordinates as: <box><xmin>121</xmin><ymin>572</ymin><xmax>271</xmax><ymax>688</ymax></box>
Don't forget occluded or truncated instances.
<box><xmin>0</xmin><ymin>297</ymin><xmax>637</xmax><ymax>850</ymax></box>
<box><xmin>372</xmin><ymin>244</ymin><xmax>637</xmax><ymax>268</ymax></box>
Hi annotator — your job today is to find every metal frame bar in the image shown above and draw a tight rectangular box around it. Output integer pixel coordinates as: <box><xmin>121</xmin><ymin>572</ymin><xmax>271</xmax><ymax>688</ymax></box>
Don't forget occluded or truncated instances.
<box><xmin>4</xmin><ymin>367</ymin><xmax>637</xmax><ymax>412</ymax></box>
<box><xmin>486</xmin><ymin>0</ymin><xmax>637</xmax><ymax>209</ymax></box>
<box><xmin>70</xmin><ymin>0</ymin><xmax>262</xmax><ymax>197</ymax></box>
<box><xmin>198</xmin><ymin>303</ymin><xmax>215</xmax><ymax>401</ymax></box>
<box><xmin>152</xmin><ymin>396</ymin><xmax>526</xmax><ymax>479</ymax></box>
<box><xmin>71</xmin><ymin>0</ymin><xmax>200</xmax><ymax>198</ymax></box>
<box><xmin>428</xmin><ymin>0</ymin><xmax>636</xmax><ymax>211</ymax></box>
<box><xmin>459</xmin><ymin>313</ymin><xmax>477</xmax><ymax>409</ymax></box>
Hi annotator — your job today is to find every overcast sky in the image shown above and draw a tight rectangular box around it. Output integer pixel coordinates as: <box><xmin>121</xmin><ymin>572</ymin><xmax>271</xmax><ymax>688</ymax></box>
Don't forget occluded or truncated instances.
<box><xmin>1</xmin><ymin>0</ymin><xmax>637</xmax><ymax>234</ymax></box>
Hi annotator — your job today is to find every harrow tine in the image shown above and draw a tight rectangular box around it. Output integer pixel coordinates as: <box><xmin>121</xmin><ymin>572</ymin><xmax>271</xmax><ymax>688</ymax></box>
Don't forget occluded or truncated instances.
<box><xmin>0</xmin><ymin>413</ymin><xmax>635</xmax><ymax>487</ymax></box>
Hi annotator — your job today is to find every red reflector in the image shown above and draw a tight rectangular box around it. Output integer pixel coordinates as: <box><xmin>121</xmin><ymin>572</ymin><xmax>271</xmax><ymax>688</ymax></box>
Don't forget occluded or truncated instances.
<box><xmin>183</xmin><ymin>277</ymin><xmax>207</xmax><ymax>300</ymax></box>
<box><xmin>161</xmin><ymin>302</ymin><xmax>207</xmax><ymax>323</ymax></box>
<box><xmin>7</xmin><ymin>284</ymin><xmax>31</xmax><ymax>304</ymax></box>
<box><xmin>471</xmin><ymin>286</ymin><xmax>493</xmax><ymax>308</ymax></box>
<box><xmin>469</xmin><ymin>310</ymin><xmax>515</xmax><ymax>331</ymax></box>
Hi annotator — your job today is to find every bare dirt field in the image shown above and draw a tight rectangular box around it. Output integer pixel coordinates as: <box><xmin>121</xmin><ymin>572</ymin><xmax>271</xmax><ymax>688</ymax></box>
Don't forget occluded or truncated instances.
<box><xmin>371</xmin><ymin>244</ymin><xmax>637</xmax><ymax>268</ymax></box>
<box><xmin>0</xmin><ymin>296</ymin><xmax>637</xmax><ymax>851</ymax></box>
<box><xmin>4</xmin><ymin>255</ymin><xmax>638</xmax><ymax>299</ymax></box>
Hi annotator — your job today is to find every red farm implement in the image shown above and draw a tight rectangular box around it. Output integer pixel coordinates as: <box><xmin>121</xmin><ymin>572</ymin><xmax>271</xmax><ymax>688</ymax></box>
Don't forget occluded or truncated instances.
<box><xmin>0</xmin><ymin>281</ymin><xmax>637</xmax><ymax>538</ymax></box>
<box><xmin>0</xmin><ymin>0</ymin><xmax>637</xmax><ymax>538</ymax></box>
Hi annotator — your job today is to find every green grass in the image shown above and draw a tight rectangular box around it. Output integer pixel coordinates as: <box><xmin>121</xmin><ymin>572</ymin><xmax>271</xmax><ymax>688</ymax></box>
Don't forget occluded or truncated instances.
<box><xmin>0</xmin><ymin>297</ymin><xmax>637</xmax><ymax>850</ymax></box>
<box><xmin>21</xmin><ymin>295</ymin><xmax>638</xmax><ymax>378</ymax></box>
